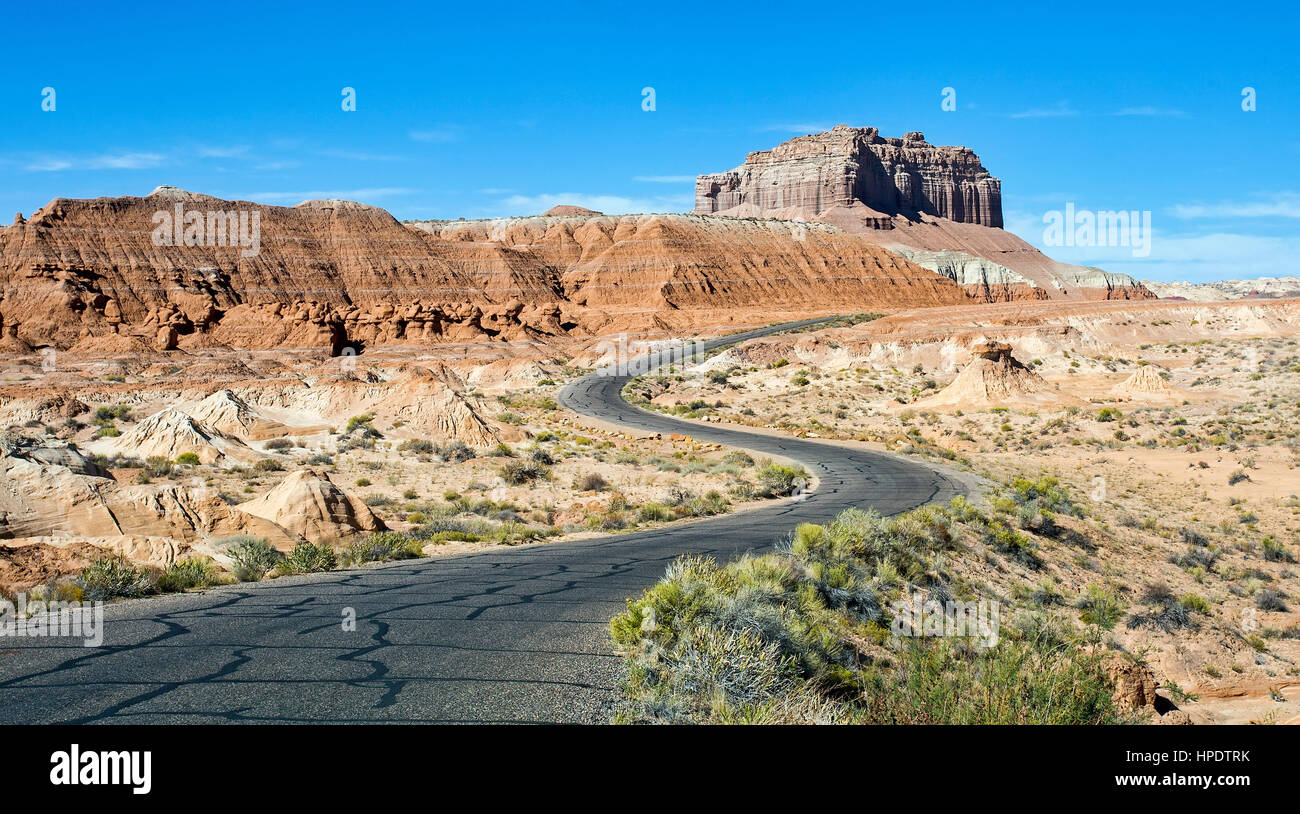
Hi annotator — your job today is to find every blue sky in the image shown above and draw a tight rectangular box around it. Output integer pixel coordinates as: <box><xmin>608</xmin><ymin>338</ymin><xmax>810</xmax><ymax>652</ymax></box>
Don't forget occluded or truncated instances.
<box><xmin>1</xmin><ymin>1</ymin><xmax>1296</xmax><ymax>283</ymax></box>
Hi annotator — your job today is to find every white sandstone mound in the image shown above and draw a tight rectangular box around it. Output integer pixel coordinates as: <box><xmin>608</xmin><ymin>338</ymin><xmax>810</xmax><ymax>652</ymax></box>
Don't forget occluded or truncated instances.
<box><xmin>236</xmin><ymin>469</ymin><xmax>386</xmax><ymax>546</ymax></box>
<box><xmin>915</xmin><ymin>341</ymin><xmax>1075</xmax><ymax>410</ymax></box>
<box><xmin>98</xmin><ymin>407</ymin><xmax>256</xmax><ymax>464</ymax></box>
<box><xmin>186</xmin><ymin>389</ymin><xmax>296</xmax><ymax>440</ymax></box>
<box><xmin>1111</xmin><ymin>365</ymin><xmax>1170</xmax><ymax>396</ymax></box>
<box><xmin>1109</xmin><ymin>364</ymin><xmax>1179</xmax><ymax>403</ymax></box>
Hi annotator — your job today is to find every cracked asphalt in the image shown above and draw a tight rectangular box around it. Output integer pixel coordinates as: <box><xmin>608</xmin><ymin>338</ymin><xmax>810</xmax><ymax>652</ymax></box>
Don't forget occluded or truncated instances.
<box><xmin>0</xmin><ymin>319</ymin><xmax>964</xmax><ymax>724</ymax></box>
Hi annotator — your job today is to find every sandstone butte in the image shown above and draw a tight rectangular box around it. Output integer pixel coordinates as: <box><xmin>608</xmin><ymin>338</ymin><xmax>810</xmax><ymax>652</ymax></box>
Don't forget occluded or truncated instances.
<box><xmin>0</xmin><ymin>126</ymin><xmax>1152</xmax><ymax>355</ymax></box>
<box><xmin>695</xmin><ymin>124</ymin><xmax>1154</xmax><ymax>303</ymax></box>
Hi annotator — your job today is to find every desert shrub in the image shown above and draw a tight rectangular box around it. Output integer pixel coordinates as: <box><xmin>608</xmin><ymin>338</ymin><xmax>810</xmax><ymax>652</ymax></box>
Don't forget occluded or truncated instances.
<box><xmin>722</xmin><ymin>450</ymin><xmax>754</xmax><ymax>467</ymax></box>
<box><xmin>254</xmin><ymin>459</ymin><xmax>283</xmax><ymax>472</ymax></box>
<box><xmin>78</xmin><ymin>557</ymin><xmax>154</xmax><ymax>600</ymax></box>
<box><xmin>1262</xmin><ymin>536</ymin><xmax>1294</xmax><ymax>562</ymax></box>
<box><xmin>226</xmin><ymin>537</ymin><xmax>282</xmax><ymax>582</ymax></box>
<box><xmin>1228</xmin><ymin>469</ymin><xmax>1250</xmax><ymax>485</ymax></box>
<box><xmin>1076</xmin><ymin>584</ymin><xmax>1125</xmax><ymax>630</ymax></box>
<box><xmin>175</xmin><ymin>452</ymin><xmax>201</xmax><ymax>466</ymax></box>
<box><xmin>434</xmin><ymin>439</ymin><xmax>475</xmax><ymax>460</ymax></box>
<box><xmin>342</xmin><ymin>532</ymin><xmax>421</xmax><ymax>565</ymax></box>
<box><xmin>573</xmin><ymin>472</ymin><xmax>609</xmax><ymax>492</ymax></box>
<box><xmin>93</xmin><ymin>426</ymin><xmax>121</xmax><ymax>439</ymax></box>
<box><xmin>682</xmin><ymin>490</ymin><xmax>731</xmax><ymax>517</ymax></box>
<box><xmin>345</xmin><ymin>414</ymin><xmax>376</xmax><ymax>434</ymax></box>
<box><xmin>264</xmin><ymin>438</ymin><xmax>294</xmax><ymax>451</ymax></box>
<box><xmin>529</xmin><ymin>447</ymin><xmax>555</xmax><ymax>465</ymax></box>
<box><xmin>610</xmin><ymin>504</ymin><xmax>1125</xmax><ymax>725</ymax></box>
<box><xmin>637</xmin><ymin>503</ymin><xmax>672</xmax><ymax>523</ymax></box>
<box><xmin>145</xmin><ymin>456</ymin><xmax>174</xmax><ymax>477</ymax></box>
<box><xmin>1095</xmin><ymin>407</ymin><xmax>1122</xmax><ymax>422</ymax></box>
<box><xmin>398</xmin><ymin>439</ymin><xmax>435</xmax><ymax>456</ymax></box>
<box><xmin>1256</xmin><ymin>590</ymin><xmax>1288</xmax><ymax>612</ymax></box>
<box><xmin>756</xmin><ymin>463</ymin><xmax>807</xmax><ymax>497</ymax></box>
<box><xmin>500</xmin><ymin>460</ymin><xmax>548</xmax><ymax>485</ymax></box>
<box><xmin>492</xmin><ymin>442</ymin><xmax>515</xmax><ymax>457</ymax></box>
<box><xmin>275</xmin><ymin>543</ymin><xmax>338</xmax><ymax>575</ymax></box>
<box><xmin>156</xmin><ymin>557</ymin><xmax>222</xmax><ymax>592</ymax></box>
<box><xmin>1005</xmin><ymin>476</ymin><xmax>1082</xmax><ymax>517</ymax></box>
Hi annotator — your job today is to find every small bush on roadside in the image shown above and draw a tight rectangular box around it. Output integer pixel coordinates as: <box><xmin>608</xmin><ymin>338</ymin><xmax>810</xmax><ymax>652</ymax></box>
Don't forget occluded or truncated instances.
<box><xmin>275</xmin><ymin>543</ymin><xmax>337</xmax><ymax>575</ymax></box>
<box><xmin>78</xmin><ymin>557</ymin><xmax>154</xmax><ymax>600</ymax></box>
<box><xmin>226</xmin><ymin>537</ymin><xmax>283</xmax><ymax>582</ymax></box>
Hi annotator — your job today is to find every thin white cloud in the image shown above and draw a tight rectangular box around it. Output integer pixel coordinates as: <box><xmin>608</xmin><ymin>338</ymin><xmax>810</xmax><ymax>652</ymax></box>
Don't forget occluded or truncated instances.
<box><xmin>478</xmin><ymin>187</ymin><xmax>516</xmax><ymax>195</ymax></box>
<box><xmin>1009</xmin><ymin>101</ymin><xmax>1078</xmax><ymax>119</ymax></box>
<box><xmin>495</xmin><ymin>192</ymin><xmax>691</xmax><ymax>216</ymax></box>
<box><xmin>197</xmin><ymin>145</ymin><xmax>251</xmax><ymax>159</ymax></box>
<box><xmin>254</xmin><ymin>160</ymin><xmax>302</xmax><ymax>171</ymax></box>
<box><xmin>633</xmin><ymin>175</ymin><xmax>696</xmax><ymax>183</ymax></box>
<box><xmin>410</xmin><ymin>127</ymin><xmax>460</xmax><ymax>143</ymax></box>
<box><xmin>1171</xmin><ymin>192</ymin><xmax>1300</xmax><ymax>219</ymax></box>
<box><xmin>315</xmin><ymin>149</ymin><xmax>400</xmax><ymax>162</ymax></box>
<box><xmin>25</xmin><ymin>152</ymin><xmax>166</xmax><ymax>171</ymax></box>
<box><xmin>1112</xmin><ymin>106</ymin><xmax>1187</xmax><ymax>117</ymax></box>
<box><xmin>237</xmin><ymin>187</ymin><xmax>418</xmax><ymax>203</ymax></box>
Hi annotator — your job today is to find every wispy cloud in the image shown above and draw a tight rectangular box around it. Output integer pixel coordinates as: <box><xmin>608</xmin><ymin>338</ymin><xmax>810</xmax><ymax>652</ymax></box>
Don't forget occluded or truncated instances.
<box><xmin>758</xmin><ymin>122</ymin><xmax>833</xmax><ymax>134</ymax></box>
<box><xmin>478</xmin><ymin>187</ymin><xmax>516</xmax><ymax>195</ymax></box>
<box><xmin>633</xmin><ymin>175</ymin><xmax>696</xmax><ymax>183</ymax></box>
<box><xmin>494</xmin><ymin>192</ymin><xmax>691</xmax><ymax>217</ymax></box>
<box><xmin>410</xmin><ymin>127</ymin><xmax>460</xmax><ymax>143</ymax></box>
<box><xmin>1112</xmin><ymin>106</ymin><xmax>1187</xmax><ymax>118</ymax></box>
<box><xmin>1171</xmin><ymin>192</ymin><xmax>1300</xmax><ymax>219</ymax></box>
<box><xmin>254</xmin><ymin>160</ymin><xmax>302</xmax><ymax>171</ymax></box>
<box><xmin>1009</xmin><ymin>101</ymin><xmax>1078</xmax><ymax>119</ymax></box>
<box><xmin>25</xmin><ymin>152</ymin><xmax>166</xmax><ymax>171</ymax></box>
<box><xmin>237</xmin><ymin>187</ymin><xmax>418</xmax><ymax>203</ymax></box>
<box><xmin>314</xmin><ymin>148</ymin><xmax>401</xmax><ymax>162</ymax></box>
<box><xmin>197</xmin><ymin>145</ymin><xmax>251</xmax><ymax>159</ymax></box>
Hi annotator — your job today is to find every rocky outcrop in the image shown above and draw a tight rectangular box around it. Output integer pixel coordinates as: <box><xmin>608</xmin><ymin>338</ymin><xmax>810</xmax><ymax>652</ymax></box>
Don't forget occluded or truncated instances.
<box><xmin>696</xmin><ymin>125</ymin><xmax>1002</xmax><ymax>226</ymax></box>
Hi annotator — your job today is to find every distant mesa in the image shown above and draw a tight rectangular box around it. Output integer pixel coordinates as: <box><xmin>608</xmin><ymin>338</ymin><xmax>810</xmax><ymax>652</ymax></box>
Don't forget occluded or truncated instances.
<box><xmin>542</xmin><ymin>205</ymin><xmax>603</xmax><ymax>216</ymax></box>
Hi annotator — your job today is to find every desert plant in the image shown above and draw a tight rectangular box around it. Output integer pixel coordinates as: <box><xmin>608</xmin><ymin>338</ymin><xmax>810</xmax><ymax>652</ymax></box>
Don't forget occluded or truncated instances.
<box><xmin>78</xmin><ymin>557</ymin><xmax>154</xmax><ymax>600</ymax></box>
<box><xmin>756</xmin><ymin>463</ymin><xmax>807</xmax><ymax>497</ymax></box>
<box><xmin>342</xmin><ymin>532</ymin><xmax>420</xmax><ymax>565</ymax></box>
<box><xmin>573</xmin><ymin>472</ymin><xmax>609</xmax><ymax>492</ymax></box>
<box><xmin>225</xmin><ymin>537</ymin><xmax>283</xmax><ymax>582</ymax></box>
<box><xmin>156</xmin><ymin>557</ymin><xmax>222</xmax><ymax>592</ymax></box>
<box><xmin>275</xmin><ymin>542</ymin><xmax>337</xmax><ymax>575</ymax></box>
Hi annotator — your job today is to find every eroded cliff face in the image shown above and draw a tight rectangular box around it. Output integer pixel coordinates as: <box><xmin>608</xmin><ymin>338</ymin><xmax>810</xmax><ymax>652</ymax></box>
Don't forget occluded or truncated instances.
<box><xmin>0</xmin><ymin>188</ymin><xmax>984</xmax><ymax>352</ymax></box>
<box><xmin>695</xmin><ymin>125</ymin><xmax>1003</xmax><ymax>227</ymax></box>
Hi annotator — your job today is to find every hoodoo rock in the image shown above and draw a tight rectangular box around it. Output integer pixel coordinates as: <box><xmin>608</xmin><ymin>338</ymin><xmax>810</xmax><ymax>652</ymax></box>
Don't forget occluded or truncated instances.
<box><xmin>695</xmin><ymin>125</ymin><xmax>1003</xmax><ymax>227</ymax></box>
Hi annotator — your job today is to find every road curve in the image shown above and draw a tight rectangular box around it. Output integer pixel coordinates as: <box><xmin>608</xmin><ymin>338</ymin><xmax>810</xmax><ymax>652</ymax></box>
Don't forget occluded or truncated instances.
<box><xmin>0</xmin><ymin>319</ymin><xmax>963</xmax><ymax>724</ymax></box>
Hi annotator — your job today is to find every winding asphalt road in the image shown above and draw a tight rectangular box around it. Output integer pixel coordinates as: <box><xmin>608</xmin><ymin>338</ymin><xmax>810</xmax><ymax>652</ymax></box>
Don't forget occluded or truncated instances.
<box><xmin>0</xmin><ymin>319</ymin><xmax>963</xmax><ymax>724</ymax></box>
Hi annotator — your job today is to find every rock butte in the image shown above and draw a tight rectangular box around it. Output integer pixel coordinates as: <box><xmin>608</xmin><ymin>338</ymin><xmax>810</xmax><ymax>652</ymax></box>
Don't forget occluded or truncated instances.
<box><xmin>695</xmin><ymin>125</ymin><xmax>1153</xmax><ymax>302</ymax></box>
